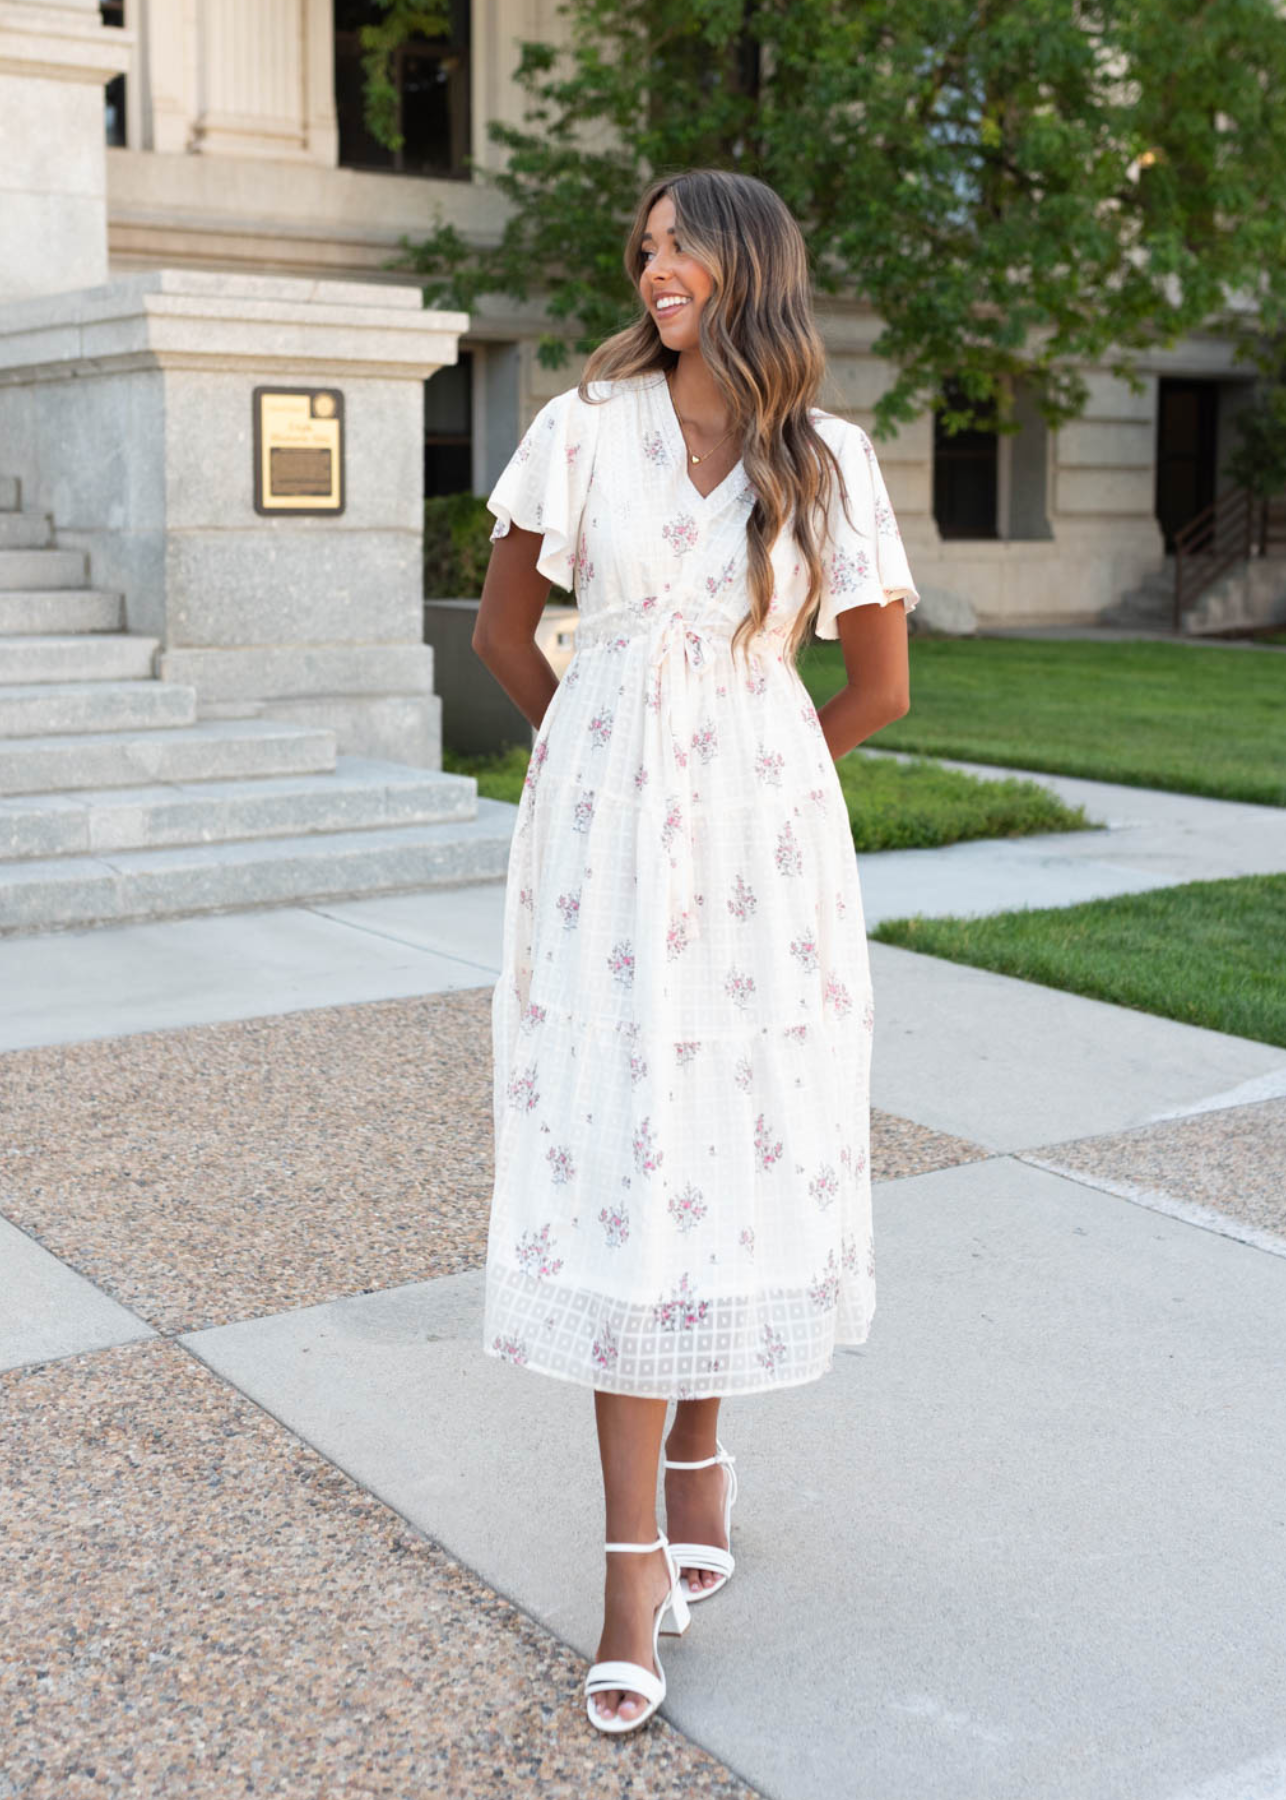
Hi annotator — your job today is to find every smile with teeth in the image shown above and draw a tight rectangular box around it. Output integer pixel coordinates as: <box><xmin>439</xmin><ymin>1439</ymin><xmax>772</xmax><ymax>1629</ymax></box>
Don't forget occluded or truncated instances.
<box><xmin>655</xmin><ymin>294</ymin><xmax>691</xmax><ymax>316</ymax></box>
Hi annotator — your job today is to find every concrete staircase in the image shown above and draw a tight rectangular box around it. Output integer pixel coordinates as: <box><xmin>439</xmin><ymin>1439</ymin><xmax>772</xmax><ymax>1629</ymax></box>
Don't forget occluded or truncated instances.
<box><xmin>0</xmin><ymin>477</ymin><xmax>513</xmax><ymax>935</ymax></box>
<box><xmin>1102</xmin><ymin>553</ymin><xmax>1286</xmax><ymax>635</ymax></box>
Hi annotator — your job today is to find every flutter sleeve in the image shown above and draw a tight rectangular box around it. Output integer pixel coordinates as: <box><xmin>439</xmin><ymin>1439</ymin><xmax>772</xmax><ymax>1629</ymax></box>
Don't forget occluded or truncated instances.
<box><xmin>485</xmin><ymin>385</ymin><xmax>599</xmax><ymax>592</ymax></box>
<box><xmin>812</xmin><ymin>416</ymin><xmax>920</xmax><ymax>638</ymax></box>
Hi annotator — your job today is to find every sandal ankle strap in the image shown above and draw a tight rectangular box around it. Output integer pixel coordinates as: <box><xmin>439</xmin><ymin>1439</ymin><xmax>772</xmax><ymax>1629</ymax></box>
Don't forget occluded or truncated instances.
<box><xmin>604</xmin><ymin>1533</ymin><xmax>668</xmax><ymax>1553</ymax></box>
<box><xmin>663</xmin><ymin>1440</ymin><xmax>734</xmax><ymax>1472</ymax></box>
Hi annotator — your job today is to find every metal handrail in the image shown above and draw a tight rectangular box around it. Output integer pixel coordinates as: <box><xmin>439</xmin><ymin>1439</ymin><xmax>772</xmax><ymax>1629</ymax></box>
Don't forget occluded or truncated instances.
<box><xmin>1173</xmin><ymin>485</ymin><xmax>1256</xmax><ymax>629</ymax></box>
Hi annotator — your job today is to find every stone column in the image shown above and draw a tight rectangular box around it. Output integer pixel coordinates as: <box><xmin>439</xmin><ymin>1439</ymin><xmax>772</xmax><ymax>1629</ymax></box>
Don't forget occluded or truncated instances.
<box><xmin>0</xmin><ymin>0</ymin><xmax>132</xmax><ymax>302</ymax></box>
<box><xmin>0</xmin><ymin>272</ymin><xmax>470</xmax><ymax>767</ymax></box>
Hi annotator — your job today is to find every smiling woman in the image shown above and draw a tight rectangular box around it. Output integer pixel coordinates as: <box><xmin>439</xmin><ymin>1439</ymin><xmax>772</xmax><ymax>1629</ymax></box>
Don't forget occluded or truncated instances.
<box><xmin>472</xmin><ymin>166</ymin><xmax>919</xmax><ymax>1738</ymax></box>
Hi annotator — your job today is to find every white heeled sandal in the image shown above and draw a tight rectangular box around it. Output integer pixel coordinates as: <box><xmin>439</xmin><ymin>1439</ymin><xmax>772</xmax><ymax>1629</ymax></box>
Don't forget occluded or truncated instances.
<box><xmin>663</xmin><ymin>1438</ymin><xmax>738</xmax><ymax>1601</ymax></box>
<box><xmin>585</xmin><ymin>1532</ymin><xmax>691</xmax><ymax>1734</ymax></box>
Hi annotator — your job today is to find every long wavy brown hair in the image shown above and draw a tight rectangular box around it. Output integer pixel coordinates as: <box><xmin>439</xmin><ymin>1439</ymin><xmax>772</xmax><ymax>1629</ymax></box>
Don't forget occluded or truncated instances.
<box><xmin>578</xmin><ymin>167</ymin><xmax>855</xmax><ymax>671</ymax></box>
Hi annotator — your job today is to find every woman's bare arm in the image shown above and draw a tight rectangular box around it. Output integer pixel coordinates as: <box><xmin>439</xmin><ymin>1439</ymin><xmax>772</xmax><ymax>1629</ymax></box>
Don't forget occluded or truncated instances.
<box><xmin>814</xmin><ymin>598</ymin><xmax>912</xmax><ymax>765</ymax></box>
<box><xmin>471</xmin><ymin>525</ymin><xmax>563</xmax><ymax>733</ymax></box>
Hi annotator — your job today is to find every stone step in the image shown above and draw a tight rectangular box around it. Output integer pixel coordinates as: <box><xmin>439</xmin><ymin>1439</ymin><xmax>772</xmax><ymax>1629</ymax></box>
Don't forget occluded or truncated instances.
<box><xmin>0</xmin><ymin>514</ymin><xmax>52</xmax><ymax>550</ymax></box>
<box><xmin>0</xmin><ymin>718</ymin><xmax>337</xmax><ymax>796</ymax></box>
<box><xmin>0</xmin><ymin>591</ymin><xmax>124</xmax><ymax>636</ymax></box>
<box><xmin>0</xmin><ymin>634</ymin><xmax>158</xmax><ymax>684</ymax></box>
<box><xmin>0</xmin><ymin>548</ymin><xmax>88</xmax><ymax>590</ymax></box>
<box><xmin>0</xmin><ymin>477</ymin><xmax>19</xmax><ymax>512</ymax></box>
<box><xmin>0</xmin><ymin>758</ymin><xmax>479</xmax><ymax>858</ymax></box>
<box><xmin>0</xmin><ymin>800</ymin><xmax>515</xmax><ymax>934</ymax></box>
<box><xmin>0</xmin><ymin>680</ymin><xmax>196</xmax><ymax>738</ymax></box>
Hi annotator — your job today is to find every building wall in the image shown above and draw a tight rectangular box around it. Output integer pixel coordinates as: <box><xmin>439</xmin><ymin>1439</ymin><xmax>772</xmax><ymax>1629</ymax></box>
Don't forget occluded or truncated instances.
<box><xmin>77</xmin><ymin>2</ymin><xmax>1265</xmax><ymax>622</ymax></box>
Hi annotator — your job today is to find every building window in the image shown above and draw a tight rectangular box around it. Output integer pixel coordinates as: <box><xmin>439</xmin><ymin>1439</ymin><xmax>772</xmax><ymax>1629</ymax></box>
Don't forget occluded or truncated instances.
<box><xmin>933</xmin><ymin>379</ymin><xmax>999</xmax><ymax>540</ymax></box>
<box><xmin>425</xmin><ymin>353</ymin><xmax>474</xmax><ymax>496</ymax></box>
<box><xmin>102</xmin><ymin>0</ymin><xmax>126</xmax><ymax>147</ymax></box>
<box><xmin>334</xmin><ymin>0</ymin><xmax>471</xmax><ymax>178</ymax></box>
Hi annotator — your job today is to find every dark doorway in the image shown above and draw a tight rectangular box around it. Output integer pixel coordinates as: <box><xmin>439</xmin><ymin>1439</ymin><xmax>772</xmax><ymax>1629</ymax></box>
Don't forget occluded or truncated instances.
<box><xmin>334</xmin><ymin>0</ymin><xmax>471</xmax><ymax>178</ymax></box>
<box><xmin>425</xmin><ymin>353</ymin><xmax>473</xmax><ymax>496</ymax></box>
<box><xmin>1155</xmin><ymin>378</ymin><xmax>1219</xmax><ymax>552</ymax></box>
<box><xmin>933</xmin><ymin>380</ymin><xmax>998</xmax><ymax>539</ymax></box>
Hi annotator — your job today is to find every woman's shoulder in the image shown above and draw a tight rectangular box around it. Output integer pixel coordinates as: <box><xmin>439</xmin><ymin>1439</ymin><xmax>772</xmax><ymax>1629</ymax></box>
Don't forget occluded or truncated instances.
<box><xmin>808</xmin><ymin>407</ymin><xmax>873</xmax><ymax>455</ymax></box>
<box><xmin>547</xmin><ymin>373</ymin><xmax>655</xmax><ymax>412</ymax></box>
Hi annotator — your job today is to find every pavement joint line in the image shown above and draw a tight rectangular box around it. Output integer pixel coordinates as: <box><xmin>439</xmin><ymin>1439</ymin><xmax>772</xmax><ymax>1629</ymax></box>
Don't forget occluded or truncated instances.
<box><xmin>172</xmin><ymin>1326</ymin><xmax>763</xmax><ymax>1787</ymax></box>
<box><xmin>1140</xmin><ymin>1067</ymin><xmax>1286</xmax><ymax>1123</ymax></box>
<box><xmin>1014</xmin><ymin>1154</ymin><xmax>1286</xmax><ymax>1261</ymax></box>
<box><xmin>300</xmin><ymin>902</ymin><xmax>503</xmax><ymax>973</ymax></box>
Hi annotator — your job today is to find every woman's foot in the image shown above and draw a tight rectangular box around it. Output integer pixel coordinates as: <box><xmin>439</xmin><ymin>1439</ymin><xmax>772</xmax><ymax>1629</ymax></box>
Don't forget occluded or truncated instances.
<box><xmin>591</xmin><ymin>1543</ymin><xmax>675</xmax><ymax>1724</ymax></box>
<box><xmin>663</xmin><ymin>1437</ymin><xmax>731</xmax><ymax>1596</ymax></box>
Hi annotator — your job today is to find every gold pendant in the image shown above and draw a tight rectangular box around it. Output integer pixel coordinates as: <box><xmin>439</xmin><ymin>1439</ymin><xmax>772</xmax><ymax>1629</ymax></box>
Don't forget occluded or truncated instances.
<box><xmin>691</xmin><ymin>453</ymin><xmax>700</xmax><ymax>464</ymax></box>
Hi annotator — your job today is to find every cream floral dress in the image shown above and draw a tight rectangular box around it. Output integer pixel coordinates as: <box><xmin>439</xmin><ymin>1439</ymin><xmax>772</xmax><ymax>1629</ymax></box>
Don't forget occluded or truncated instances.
<box><xmin>482</xmin><ymin>371</ymin><xmax>919</xmax><ymax>1398</ymax></box>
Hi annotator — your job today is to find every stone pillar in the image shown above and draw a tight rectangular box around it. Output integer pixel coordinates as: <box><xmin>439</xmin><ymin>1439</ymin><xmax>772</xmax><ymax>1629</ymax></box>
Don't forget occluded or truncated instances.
<box><xmin>138</xmin><ymin>0</ymin><xmax>338</xmax><ymax>162</ymax></box>
<box><xmin>0</xmin><ymin>271</ymin><xmax>470</xmax><ymax>767</ymax></box>
<box><xmin>0</xmin><ymin>0</ymin><xmax>132</xmax><ymax>302</ymax></box>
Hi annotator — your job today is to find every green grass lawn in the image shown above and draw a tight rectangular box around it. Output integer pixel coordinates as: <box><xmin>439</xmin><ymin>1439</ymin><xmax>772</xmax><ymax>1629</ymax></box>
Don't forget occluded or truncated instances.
<box><xmin>873</xmin><ymin>874</ymin><xmax>1286</xmax><ymax>1048</ymax></box>
<box><xmin>443</xmin><ymin>742</ymin><xmax>1092</xmax><ymax>854</ymax></box>
<box><xmin>797</xmin><ymin>637</ymin><xmax>1286</xmax><ymax>806</ymax></box>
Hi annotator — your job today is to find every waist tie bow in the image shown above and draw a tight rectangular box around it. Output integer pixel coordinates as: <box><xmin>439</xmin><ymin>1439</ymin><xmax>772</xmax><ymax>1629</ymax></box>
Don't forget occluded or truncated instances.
<box><xmin>646</xmin><ymin>607</ymin><xmax>725</xmax><ymax>944</ymax></box>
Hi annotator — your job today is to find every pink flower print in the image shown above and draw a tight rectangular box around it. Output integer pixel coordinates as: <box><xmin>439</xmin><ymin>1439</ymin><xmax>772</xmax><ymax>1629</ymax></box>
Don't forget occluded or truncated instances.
<box><xmin>564</xmin><ymin>661</ymin><xmax>582</xmax><ymax>687</ymax></box>
<box><xmin>704</xmin><ymin>556</ymin><xmax>738</xmax><ymax>596</ymax></box>
<box><xmin>667</xmin><ymin>1182</ymin><xmax>708</xmax><ymax>1233</ymax></box>
<box><xmin>754</xmin><ymin>1112</ymin><xmax>783</xmax><ymax>1171</ymax></box>
<box><xmin>809</xmin><ymin>1163</ymin><xmax>840</xmax><ymax>1210</ymax></box>
<box><xmin>727</xmin><ymin>874</ymin><xmax>758</xmax><ymax>922</ymax></box>
<box><xmin>672</xmin><ymin>735</ymin><xmax>689</xmax><ymax>773</ymax></box>
<box><xmin>519</xmin><ymin>1000</ymin><xmax>547</xmax><ymax>1034</ymax></box>
<box><xmin>514</xmin><ymin>1222</ymin><xmax>564</xmax><ymax>1279</ymax></box>
<box><xmin>628</xmin><ymin>1049</ymin><xmax>648</xmax><ymax>1086</ymax></box>
<box><xmin>632</xmin><ymin>1115</ymin><xmax>664</xmax><ymax>1176</ymax></box>
<box><xmin>651</xmin><ymin>1271</ymin><xmax>710</xmax><ymax>1332</ymax></box>
<box><xmin>690</xmin><ymin>721</ymin><xmax>718</xmax><ymax>764</ymax></box>
<box><xmin>743</xmin><ymin>664</ymin><xmax>769</xmax><ymax>697</ymax></box>
<box><xmin>841</xmin><ymin>1235</ymin><xmax>859</xmax><ymax>1275</ymax></box>
<box><xmin>607</xmin><ymin>939</ymin><xmax>635</xmax><ymax>987</ymax></box>
<box><xmin>598</xmin><ymin>1204</ymin><xmax>631</xmax><ymax>1248</ymax></box>
<box><xmin>492</xmin><ymin>1335</ymin><xmax>528</xmax><ymax>1364</ymax></box>
<box><xmin>660</xmin><ymin>794</ymin><xmax>684</xmax><ymax>856</ymax></box>
<box><xmin>755</xmin><ymin>746</ymin><xmax>785</xmax><ymax>786</ymax></box>
<box><xmin>675</xmin><ymin>1040</ymin><xmax>701</xmax><ymax>1068</ymax></box>
<box><xmin>556</xmin><ymin>889</ymin><xmax>581</xmax><ymax>929</ymax></box>
<box><xmin>591</xmin><ymin>1318</ymin><xmax>620</xmax><ymax>1370</ymax></box>
<box><xmin>518</xmin><ymin>886</ymin><xmax>535</xmax><ymax>911</ymax></box>
<box><xmin>835</xmin><ymin>889</ymin><xmax>848</xmax><ymax>920</ymax></box>
<box><xmin>775</xmin><ymin>821</ymin><xmax>803</xmax><ymax>875</ymax></box>
<box><xmin>733</xmin><ymin>1056</ymin><xmax>753</xmax><ymax>1092</ymax></box>
<box><xmin>587</xmin><ymin>707</ymin><xmax>613</xmax><ymax>747</ymax></box>
<box><xmin>828</xmin><ymin>545</ymin><xmax>871</xmax><ymax>596</ymax></box>
<box><xmin>867</xmin><ymin>1239</ymin><xmax>877</xmax><ymax>1278</ymax></box>
<box><xmin>642</xmin><ymin>429</ymin><xmax>668</xmax><ymax>465</ymax></box>
<box><xmin>738</xmin><ymin>480</ymin><xmax>758</xmax><ymax>506</ymax></box>
<box><xmin>506</xmin><ymin>1063</ymin><xmax>540</xmax><ymax>1111</ymax></box>
<box><xmin>790</xmin><ymin>932</ymin><xmax>819</xmax><ymax>973</ymax></box>
<box><xmin>633</xmin><ymin>763</ymin><xmax>650</xmax><ymax>793</ymax></box>
<box><xmin>823</xmin><ymin>975</ymin><xmax>853</xmax><ymax>1017</ymax></box>
<box><xmin>725</xmin><ymin>966</ymin><xmax>756</xmax><ymax>1010</ymax></box>
<box><xmin>572</xmin><ymin>788</ymin><xmax>596</xmax><ymax>832</ymax></box>
<box><xmin>546</xmin><ymin>1143</ymin><xmax>575</xmax><ymax>1185</ymax></box>
<box><xmin>862</xmin><ymin>996</ymin><xmax>875</xmax><ymax>1034</ymax></box>
<box><xmin>808</xmin><ymin>786</ymin><xmax>828</xmax><ymax>808</ymax></box>
<box><xmin>800</xmin><ymin>702</ymin><xmax>823</xmax><ymax>735</ymax></box>
<box><xmin>565</xmin><ymin>440</ymin><xmax>583</xmax><ymax>466</ymax></box>
<box><xmin>756</xmin><ymin>1323</ymin><xmax>787</xmax><ymax>1371</ymax></box>
<box><xmin>523</xmin><ymin>738</ymin><xmax>550</xmax><ymax>798</ymax></box>
<box><xmin>874</xmin><ymin>495</ymin><xmax>903</xmax><ymax>540</ymax></box>
<box><xmin>640</xmin><ymin>593</ymin><xmax>659</xmax><ymax>617</ymax></box>
<box><xmin>739</xmin><ymin>1226</ymin><xmax>755</xmax><ymax>1256</ymax></box>
<box><xmin>784</xmin><ymin>1024</ymin><xmax>809</xmax><ymax>1044</ymax></box>
<box><xmin>808</xmin><ymin>1250</ymin><xmax>841</xmax><ymax>1311</ymax></box>
<box><xmin>661</xmin><ymin>512</ymin><xmax>699</xmax><ymax>557</ymax></box>
<box><xmin>666</xmin><ymin>915</ymin><xmax>691</xmax><ymax>961</ymax></box>
<box><xmin>645</xmin><ymin>667</ymin><xmax>664</xmax><ymax>713</ymax></box>
<box><xmin>572</xmin><ymin>534</ymin><xmax>595</xmax><ymax>589</ymax></box>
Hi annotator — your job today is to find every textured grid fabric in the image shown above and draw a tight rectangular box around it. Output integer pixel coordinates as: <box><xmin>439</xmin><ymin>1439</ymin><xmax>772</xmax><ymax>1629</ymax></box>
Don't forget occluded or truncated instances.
<box><xmin>481</xmin><ymin>371</ymin><xmax>920</xmax><ymax>1398</ymax></box>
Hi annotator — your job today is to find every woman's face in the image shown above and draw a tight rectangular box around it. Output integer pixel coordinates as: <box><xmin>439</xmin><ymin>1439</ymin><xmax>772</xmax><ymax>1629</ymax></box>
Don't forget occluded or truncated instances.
<box><xmin>638</xmin><ymin>193</ymin><xmax>713</xmax><ymax>353</ymax></box>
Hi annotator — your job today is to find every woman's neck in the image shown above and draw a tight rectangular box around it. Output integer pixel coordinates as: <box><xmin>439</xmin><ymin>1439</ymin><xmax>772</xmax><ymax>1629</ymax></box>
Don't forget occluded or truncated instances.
<box><xmin>668</xmin><ymin>351</ymin><xmax>730</xmax><ymax>436</ymax></box>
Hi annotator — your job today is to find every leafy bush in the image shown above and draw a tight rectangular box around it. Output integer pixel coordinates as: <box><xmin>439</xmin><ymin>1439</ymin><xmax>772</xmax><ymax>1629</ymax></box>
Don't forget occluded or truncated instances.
<box><xmin>423</xmin><ymin>492</ymin><xmax>573</xmax><ymax>602</ymax></box>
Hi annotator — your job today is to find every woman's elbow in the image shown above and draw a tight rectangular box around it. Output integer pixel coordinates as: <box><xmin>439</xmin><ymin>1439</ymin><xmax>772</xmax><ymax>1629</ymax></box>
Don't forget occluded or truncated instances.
<box><xmin>883</xmin><ymin>684</ymin><xmax>910</xmax><ymax>724</ymax></box>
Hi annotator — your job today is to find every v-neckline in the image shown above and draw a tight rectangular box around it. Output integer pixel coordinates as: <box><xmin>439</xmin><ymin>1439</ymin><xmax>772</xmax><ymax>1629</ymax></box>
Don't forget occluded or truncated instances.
<box><xmin>650</xmin><ymin>372</ymin><xmax>746</xmax><ymax>510</ymax></box>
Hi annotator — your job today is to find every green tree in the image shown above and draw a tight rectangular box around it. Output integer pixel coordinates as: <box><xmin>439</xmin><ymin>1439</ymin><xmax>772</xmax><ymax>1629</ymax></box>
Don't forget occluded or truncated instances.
<box><xmin>383</xmin><ymin>0</ymin><xmax>1286</xmax><ymax>440</ymax></box>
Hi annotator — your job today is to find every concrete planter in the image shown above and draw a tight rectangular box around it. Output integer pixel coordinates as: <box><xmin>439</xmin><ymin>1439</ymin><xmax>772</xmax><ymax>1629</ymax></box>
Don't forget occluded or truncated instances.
<box><xmin>425</xmin><ymin>599</ymin><xmax>579</xmax><ymax>758</ymax></box>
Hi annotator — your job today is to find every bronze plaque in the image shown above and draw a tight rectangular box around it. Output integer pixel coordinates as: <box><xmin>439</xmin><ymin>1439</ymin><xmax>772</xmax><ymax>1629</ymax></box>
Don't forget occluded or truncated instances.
<box><xmin>253</xmin><ymin>388</ymin><xmax>344</xmax><ymax>515</ymax></box>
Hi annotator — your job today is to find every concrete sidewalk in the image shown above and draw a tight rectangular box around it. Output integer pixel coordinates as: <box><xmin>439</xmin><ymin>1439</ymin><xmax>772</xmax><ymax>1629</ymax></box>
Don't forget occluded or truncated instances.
<box><xmin>3</xmin><ymin>771</ymin><xmax>1285</xmax><ymax>1799</ymax></box>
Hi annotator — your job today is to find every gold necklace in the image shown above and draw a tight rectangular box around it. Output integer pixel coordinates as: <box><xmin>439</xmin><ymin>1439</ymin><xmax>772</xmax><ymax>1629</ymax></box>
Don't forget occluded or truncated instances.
<box><xmin>666</xmin><ymin>370</ymin><xmax>735</xmax><ymax>466</ymax></box>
